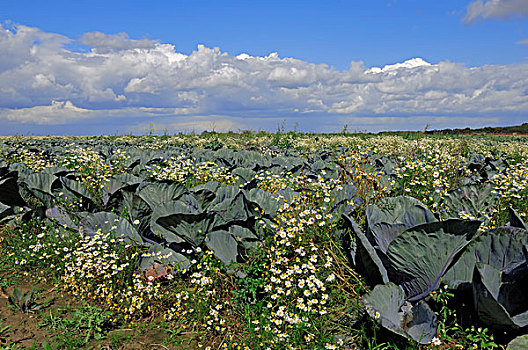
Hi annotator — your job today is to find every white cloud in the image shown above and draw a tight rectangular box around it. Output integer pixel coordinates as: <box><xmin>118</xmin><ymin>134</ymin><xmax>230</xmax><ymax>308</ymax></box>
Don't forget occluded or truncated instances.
<box><xmin>1</xmin><ymin>23</ymin><xmax>527</xmax><ymax>133</ymax></box>
<box><xmin>0</xmin><ymin>100</ymin><xmax>194</xmax><ymax>124</ymax></box>
<box><xmin>0</xmin><ymin>23</ymin><xmax>70</xmax><ymax>71</ymax></box>
<box><xmin>0</xmin><ymin>100</ymin><xmax>96</xmax><ymax>124</ymax></box>
<box><xmin>78</xmin><ymin>32</ymin><xmax>157</xmax><ymax>53</ymax></box>
<box><xmin>365</xmin><ymin>57</ymin><xmax>433</xmax><ymax>74</ymax></box>
<box><xmin>464</xmin><ymin>0</ymin><xmax>528</xmax><ymax>23</ymax></box>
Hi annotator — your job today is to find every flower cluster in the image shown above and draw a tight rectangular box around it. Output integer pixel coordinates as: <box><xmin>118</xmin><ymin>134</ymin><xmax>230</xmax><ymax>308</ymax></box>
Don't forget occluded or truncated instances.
<box><xmin>337</xmin><ymin>151</ymin><xmax>392</xmax><ymax>204</ymax></box>
<box><xmin>259</xmin><ymin>201</ymin><xmax>339</xmax><ymax>347</ymax></box>
<box><xmin>247</xmin><ymin>172</ymin><xmax>349</xmax><ymax>348</ymax></box>
<box><xmin>60</xmin><ymin>229</ymin><xmax>163</xmax><ymax>320</ymax></box>
<box><xmin>6</xmin><ymin>221</ymin><xmax>77</xmax><ymax>281</ymax></box>
<box><xmin>145</xmin><ymin>155</ymin><xmax>193</xmax><ymax>183</ymax></box>
<box><xmin>163</xmin><ymin>249</ymin><xmax>234</xmax><ymax>345</ymax></box>
<box><xmin>491</xmin><ymin>162</ymin><xmax>528</xmax><ymax>201</ymax></box>
<box><xmin>5</xmin><ymin>148</ymin><xmax>55</xmax><ymax>172</ymax></box>
<box><xmin>146</xmin><ymin>156</ymin><xmax>236</xmax><ymax>185</ymax></box>
<box><xmin>59</xmin><ymin>146</ymin><xmax>130</xmax><ymax>200</ymax></box>
<box><xmin>392</xmin><ymin>141</ymin><xmax>471</xmax><ymax>210</ymax></box>
<box><xmin>255</xmin><ymin>170</ymin><xmax>304</xmax><ymax>193</ymax></box>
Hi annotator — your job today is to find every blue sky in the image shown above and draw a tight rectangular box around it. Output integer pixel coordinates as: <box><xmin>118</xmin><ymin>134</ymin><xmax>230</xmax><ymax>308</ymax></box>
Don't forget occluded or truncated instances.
<box><xmin>1</xmin><ymin>0</ymin><xmax>528</xmax><ymax>135</ymax></box>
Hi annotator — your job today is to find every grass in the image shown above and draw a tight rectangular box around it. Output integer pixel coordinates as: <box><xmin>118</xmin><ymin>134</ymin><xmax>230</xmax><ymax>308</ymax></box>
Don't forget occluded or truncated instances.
<box><xmin>38</xmin><ymin>305</ymin><xmax>113</xmax><ymax>348</ymax></box>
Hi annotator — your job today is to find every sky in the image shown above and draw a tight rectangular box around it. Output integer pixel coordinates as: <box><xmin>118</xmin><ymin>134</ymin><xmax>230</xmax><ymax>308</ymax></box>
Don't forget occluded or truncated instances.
<box><xmin>1</xmin><ymin>0</ymin><xmax>528</xmax><ymax>135</ymax></box>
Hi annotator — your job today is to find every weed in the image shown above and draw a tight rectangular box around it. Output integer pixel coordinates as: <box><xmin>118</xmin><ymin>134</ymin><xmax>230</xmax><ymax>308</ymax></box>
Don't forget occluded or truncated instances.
<box><xmin>231</xmin><ymin>251</ymin><xmax>267</xmax><ymax>304</ymax></box>
<box><xmin>39</xmin><ymin>305</ymin><xmax>113</xmax><ymax>347</ymax></box>
<box><xmin>433</xmin><ymin>285</ymin><xmax>455</xmax><ymax>340</ymax></box>
<box><xmin>0</xmin><ymin>279</ymin><xmax>17</xmax><ymax>289</ymax></box>
<box><xmin>106</xmin><ymin>329</ymin><xmax>133</xmax><ymax>349</ymax></box>
<box><xmin>0</xmin><ymin>321</ymin><xmax>10</xmax><ymax>342</ymax></box>
<box><xmin>431</xmin><ymin>285</ymin><xmax>498</xmax><ymax>349</ymax></box>
<box><xmin>464</xmin><ymin>327</ymin><xmax>498</xmax><ymax>349</ymax></box>
<box><xmin>8</xmin><ymin>286</ymin><xmax>52</xmax><ymax>313</ymax></box>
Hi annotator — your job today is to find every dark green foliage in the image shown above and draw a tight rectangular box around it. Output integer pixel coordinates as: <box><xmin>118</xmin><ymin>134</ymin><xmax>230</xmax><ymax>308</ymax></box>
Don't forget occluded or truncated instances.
<box><xmin>362</xmin><ymin>283</ymin><xmax>437</xmax><ymax>344</ymax></box>
<box><xmin>8</xmin><ymin>286</ymin><xmax>51</xmax><ymax>313</ymax></box>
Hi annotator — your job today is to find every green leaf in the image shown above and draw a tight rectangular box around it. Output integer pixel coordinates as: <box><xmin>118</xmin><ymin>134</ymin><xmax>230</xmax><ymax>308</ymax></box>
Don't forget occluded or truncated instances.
<box><xmin>329</xmin><ymin>183</ymin><xmax>359</xmax><ymax>213</ymax></box>
<box><xmin>444</xmin><ymin>226</ymin><xmax>528</xmax><ymax>289</ymax></box>
<box><xmin>470</xmin><ymin>227</ymin><xmax>528</xmax><ymax>329</ymax></box>
<box><xmin>509</xmin><ymin>208</ymin><xmax>527</xmax><ymax>230</ymax></box>
<box><xmin>0</xmin><ymin>173</ymin><xmax>26</xmax><ymax>207</ymax></box>
<box><xmin>122</xmin><ymin>191</ymin><xmax>152</xmax><ymax>234</ymax></box>
<box><xmin>211</xmin><ymin>188</ymin><xmax>250</xmax><ymax>224</ymax></box>
<box><xmin>473</xmin><ymin>262</ymin><xmax>528</xmax><ymax>329</ymax></box>
<box><xmin>140</xmin><ymin>243</ymin><xmax>190</xmax><ymax>271</ymax></box>
<box><xmin>230</xmin><ymin>225</ymin><xmax>261</xmax><ymax>251</ymax></box>
<box><xmin>138</xmin><ymin>182</ymin><xmax>187</xmax><ymax>209</ymax></box>
<box><xmin>362</xmin><ymin>283</ymin><xmax>437</xmax><ymax>344</ymax></box>
<box><xmin>234</xmin><ymin>150</ymin><xmax>270</xmax><ymax>169</ymax></box>
<box><xmin>150</xmin><ymin>197</ymin><xmax>217</xmax><ymax>246</ymax></box>
<box><xmin>246</xmin><ymin>188</ymin><xmax>279</xmax><ymax>216</ymax></box>
<box><xmin>386</xmin><ymin>219</ymin><xmax>479</xmax><ymax>301</ymax></box>
<box><xmin>45</xmin><ymin>206</ymin><xmax>78</xmax><ymax>230</ymax></box>
<box><xmin>80</xmin><ymin>212</ymin><xmax>143</xmax><ymax>244</ymax></box>
<box><xmin>206</xmin><ymin>230</ymin><xmax>239</xmax><ymax>266</ymax></box>
<box><xmin>507</xmin><ymin>335</ymin><xmax>528</xmax><ymax>350</ymax></box>
<box><xmin>189</xmin><ymin>181</ymin><xmax>219</xmax><ymax>208</ymax></box>
<box><xmin>441</xmin><ymin>184</ymin><xmax>497</xmax><ymax>223</ymax></box>
<box><xmin>366</xmin><ymin>196</ymin><xmax>437</xmax><ymax>253</ymax></box>
<box><xmin>102</xmin><ymin>174</ymin><xmax>141</xmax><ymax>206</ymax></box>
<box><xmin>342</xmin><ymin>213</ymin><xmax>389</xmax><ymax>285</ymax></box>
<box><xmin>23</xmin><ymin>173</ymin><xmax>59</xmax><ymax>196</ymax></box>
<box><xmin>232</xmin><ymin>167</ymin><xmax>256</xmax><ymax>185</ymax></box>
<box><xmin>41</xmin><ymin>166</ymin><xmax>70</xmax><ymax>176</ymax></box>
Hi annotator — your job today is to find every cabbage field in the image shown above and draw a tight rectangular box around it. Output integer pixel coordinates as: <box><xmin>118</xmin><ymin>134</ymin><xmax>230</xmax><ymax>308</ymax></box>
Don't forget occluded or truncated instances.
<box><xmin>1</xmin><ymin>132</ymin><xmax>528</xmax><ymax>349</ymax></box>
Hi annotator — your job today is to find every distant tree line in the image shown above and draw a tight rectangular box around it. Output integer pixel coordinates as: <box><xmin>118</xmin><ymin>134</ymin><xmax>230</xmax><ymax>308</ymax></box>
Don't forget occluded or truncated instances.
<box><xmin>425</xmin><ymin>122</ymin><xmax>528</xmax><ymax>135</ymax></box>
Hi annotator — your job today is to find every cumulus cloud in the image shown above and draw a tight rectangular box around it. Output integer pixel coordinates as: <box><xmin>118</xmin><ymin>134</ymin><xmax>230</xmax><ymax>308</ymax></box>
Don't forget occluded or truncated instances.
<box><xmin>0</xmin><ymin>23</ymin><xmax>70</xmax><ymax>72</ymax></box>
<box><xmin>78</xmin><ymin>32</ymin><xmax>157</xmax><ymax>53</ymax></box>
<box><xmin>1</xmin><ymin>23</ymin><xmax>527</xmax><ymax>134</ymax></box>
<box><xmin>0</xmin><ymin>100</ymin><xmax>195</xmax><ymax>125</ymax></box>
<box><xmin>464</xmin><ymin>0</ymin><xmax>528</xmax><ymax>23</ymax></box>
<box><xmin>0</xmin><ymin>100</ymin><xmax>95</xmax><ymax>124</ymax></box>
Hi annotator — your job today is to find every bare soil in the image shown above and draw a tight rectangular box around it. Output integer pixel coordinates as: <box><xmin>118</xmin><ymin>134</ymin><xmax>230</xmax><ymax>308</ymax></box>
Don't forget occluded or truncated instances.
<box><xmin>0</xmin><ymin>272</ymin><xmax>196</xmax><ymax>349</ymax></box>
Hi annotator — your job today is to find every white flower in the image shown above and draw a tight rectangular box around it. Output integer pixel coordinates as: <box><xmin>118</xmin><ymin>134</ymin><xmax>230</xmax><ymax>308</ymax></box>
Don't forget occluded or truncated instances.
<box><xmin>374</xmin><ymin>311</ymin><xmax>381</xmax><ymax>319</ymax></box>
<box><xmin>298</xmin><ymin>280</ymin><xmax>305</xmax><ymax>288</ymax></box>
<box><xmin>431</xmin><ymin>336</ymin><xmax>441</xmax><ymax>346</ymax></box>
<box><xmin>133</xmin><ymin>219</ymin><xmax>140</xmax><ymax>225</ymax></box>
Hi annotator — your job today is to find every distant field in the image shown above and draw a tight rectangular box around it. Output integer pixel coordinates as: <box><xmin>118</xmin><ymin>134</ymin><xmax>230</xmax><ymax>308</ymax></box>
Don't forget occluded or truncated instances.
<box><xmin>458</xmin><ymin>132</ymin><xmax>528</xmax><ymax>136</ymax></box>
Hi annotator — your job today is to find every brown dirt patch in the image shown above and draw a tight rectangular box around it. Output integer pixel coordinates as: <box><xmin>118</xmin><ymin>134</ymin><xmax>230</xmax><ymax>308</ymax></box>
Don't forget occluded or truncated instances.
<box><xmin>0</xmin><ymin>273</ymin><xmax>59</xmax><ymax>348</ymax></box>
<box><xmin>0</xmin><ymin>272</ymin><xmax>197</xmax><ymax>349</ymax></box>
